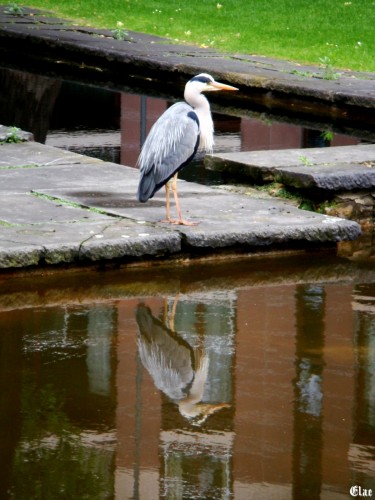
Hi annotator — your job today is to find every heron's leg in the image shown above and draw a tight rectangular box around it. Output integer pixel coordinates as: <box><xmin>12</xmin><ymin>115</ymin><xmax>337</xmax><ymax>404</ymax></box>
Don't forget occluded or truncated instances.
<box><xmin>161</xmin><ymin>181</ymin><xmax>173</xmax><ymax>223</ymax></box>
<box><xmin>169</xmin><ymin>293</ymin><xmax>180</xmax><ymax>331</ymax></box>
<box><xmin>171</xmin><ymin>173</ymin><xmax>198</xmax><ymax>226</ymax></box>
<box><xmin>163</xmin><ymin>296</ymin><xmax>167</xmax><ymax>320</ymax></box>
<box><xmin>172</xmin><ymin>174</ymin><xmax>182</xmax><ymax>221</ymax></box>
<box><xmin>162</xmin><ymin>294</ymin><xmax>179</xmax><ymax>330</ymax></box>
<box><xmin>165</xmin><ymin>182</ymin><xmax>171</xmax><ymax>221</ymax></box>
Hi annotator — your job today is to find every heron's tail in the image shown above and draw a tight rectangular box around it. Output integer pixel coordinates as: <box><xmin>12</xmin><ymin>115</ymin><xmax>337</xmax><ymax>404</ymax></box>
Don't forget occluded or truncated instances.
<box><xmin>137</xmin><ymin>168</ymin><xmax>158</xmax><ymax>203</ymax></box>
<box><xmin>137</xmin><ymin>180</ymin><xmax>152</xmax><ymax>203</ymax></box>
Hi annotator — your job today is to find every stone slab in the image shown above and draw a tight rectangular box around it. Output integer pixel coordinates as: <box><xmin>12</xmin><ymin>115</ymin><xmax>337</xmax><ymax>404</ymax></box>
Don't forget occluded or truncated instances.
<box><xmin>0</xmin><ymin>160</ymin><xmax>137</xmax><ymax>195</ymax></box>
<box><xmin>275</xmin><ymin>163</ymin><xmax>375</xmax><ymax>190</ymax></box>
<box><xmin>0</xmin><ymin>193</ymin><xmax>110</xmax><ymax>224</ymax></box>
<box><xmin>0</xmin><ymin>219</ymin><xmax>181</xmax><ymax>268</ymax></box>
<box><xmin>52</xmin><ymin>186</ymin><xmax>360</xmax><ymax>247</ymax></box>
<box><xmin>206</xmin><ymin>144</ymin><xmax>375</xmax><ymax>190</ymax></box>
<box><xmin>37</xmin><ymin>166</ymin><xmax>361</xmax><ymax>248</ymax></box>
<box><xmin>0</xmin><ymin>141</ymin><xmax>102</xmax><ymax>168</ymax></box>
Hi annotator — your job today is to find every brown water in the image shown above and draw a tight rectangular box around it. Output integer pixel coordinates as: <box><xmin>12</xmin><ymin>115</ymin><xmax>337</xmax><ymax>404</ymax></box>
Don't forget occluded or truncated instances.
<box><xmin>1</xmin><ymin>253</ymin><xmax>375</xmax><ymax>499</ymax></box>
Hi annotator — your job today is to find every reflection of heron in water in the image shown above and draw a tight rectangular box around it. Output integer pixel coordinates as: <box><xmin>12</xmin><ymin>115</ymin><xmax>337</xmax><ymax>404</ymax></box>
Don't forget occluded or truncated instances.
<box><xmin>136</xmin><ymin>302</ymin><xmax>229</xmax><ymax>425</ymax></box>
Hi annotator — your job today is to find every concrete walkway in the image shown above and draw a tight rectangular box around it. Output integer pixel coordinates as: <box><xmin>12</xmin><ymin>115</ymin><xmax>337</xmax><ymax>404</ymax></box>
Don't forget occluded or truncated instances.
<box><xmin>0</xmin><ymin>136</ymin><xmax>361</xmax><ymax>269</ymax></box>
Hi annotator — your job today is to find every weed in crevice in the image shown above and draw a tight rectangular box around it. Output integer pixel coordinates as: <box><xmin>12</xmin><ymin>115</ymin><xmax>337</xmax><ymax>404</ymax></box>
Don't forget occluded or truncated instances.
<box><xmin>3</xmin><ymin>2</ymin><xmax>24</xmax><ymax>15</ymax></box>
<box><xmin>111</xmin><ymin>21</ymin><xmax>132</xmax><ymax>41</ymax></box>
<box><xmin>257</xmin><ymin>182</ymin><xmax>300</xmax><ymax>202</ymax></box>
<box><xmin>256</xmin><ymin>182</ymin><xmax>324</xmax><ymax>213</ymax></box>
<box><xmin>290</xmin><ymin>69</ymin><xmax>318</xmax><ymax>79</ymax></box>
<box><xmin>0</xmin><ymin>220</ymin><xmax>15</xmax><ymax>227</ymax></box>
<box><xmin>319</xmin><ymin>56</ymin><xmax>341</xmax><ymax>80</ymax></box>
<box><xmin>0</xmin><ymin>127</ymin><xmax>24</xmax><ymax>145</ymax></box>
<box><xmin>298</xmin><ymin>155</ymin><xmax>314</xmax><ymax>167</ymax></box>
<box><xmin>31</xmin><ymin>191</ymin><xmax>122</xmax><ymax>218</ymax></box>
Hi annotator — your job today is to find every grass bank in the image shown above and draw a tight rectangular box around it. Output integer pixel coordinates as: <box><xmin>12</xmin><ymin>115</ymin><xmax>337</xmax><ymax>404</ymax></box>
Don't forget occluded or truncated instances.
<box><xmin>2</xmin><ymin>0</ymin><xmax>375</xmax><ymax>72</ymax></box>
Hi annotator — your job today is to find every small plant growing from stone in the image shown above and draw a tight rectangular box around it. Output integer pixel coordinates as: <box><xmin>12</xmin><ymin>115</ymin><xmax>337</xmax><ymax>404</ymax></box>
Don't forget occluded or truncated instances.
<box><xmin>3</xmin><ymin>2</ymin><xmax>24</xmax><ymax>15</ymax></box>
<box><xmin>319</xmin><ymin>56</ymin><xmax>340</xmax><ymax>80</ymax></box>
<box><xmin>111</xmin><ymin>21</ymin><xmax>131</xmax><ymax>41</ymax></box>
<box><xmin>299</xmin><ymin>155</ymin><xmax>314</xmax><ymax>166</ymax></box>
<box><xmin>290</xmin><ymin>69</ymin><xmax>318</xmax><ymax>79</ymax></box>
<box><xmin>1</xmin><ymin>127</ymin><xmax>23</xmax><ymax>144</ymax></box>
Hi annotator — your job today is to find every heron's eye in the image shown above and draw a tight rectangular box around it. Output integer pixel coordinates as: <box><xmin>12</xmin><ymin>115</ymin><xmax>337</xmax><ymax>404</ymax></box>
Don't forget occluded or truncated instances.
<box><xmin>190</xmin><ymin>75</ymin><xmax>212</xmax><ymax>84</ymax></box>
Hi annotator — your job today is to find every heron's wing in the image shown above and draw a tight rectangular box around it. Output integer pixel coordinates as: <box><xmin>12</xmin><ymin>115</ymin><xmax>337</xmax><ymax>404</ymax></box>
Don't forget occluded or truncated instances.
<box><xmin>136</xmin><ymin>304</ymin><xmax>195</xmax><ymax>400</ymax></box>
<box><xmin>137</xmin><ymin>102</ymin><xmax>199</xmax><ymax>202</ymax></box>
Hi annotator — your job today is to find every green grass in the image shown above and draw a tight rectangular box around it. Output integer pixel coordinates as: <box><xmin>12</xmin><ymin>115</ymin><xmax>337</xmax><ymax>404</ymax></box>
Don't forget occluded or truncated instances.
<box><xmin>2</xmin><ymin>0</ymin><xmax>375</xmax><ymax>71</ymax></box>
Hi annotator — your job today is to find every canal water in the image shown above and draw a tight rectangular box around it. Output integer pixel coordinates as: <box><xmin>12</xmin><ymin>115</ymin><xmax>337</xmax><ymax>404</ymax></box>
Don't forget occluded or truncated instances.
<box><xmin>1</xmin><ymin>66</ymin><xmax>373</xmax><ymax>179</ymax></box>
<box><xmin>1</xmin><ymin>254</ymin><xmax>375</xmax><ymax>499</ymax></box>
<box><xmin>0</xmin><ymin>66</ymin><xmax>375</xmax><ymax>498</ymax></box>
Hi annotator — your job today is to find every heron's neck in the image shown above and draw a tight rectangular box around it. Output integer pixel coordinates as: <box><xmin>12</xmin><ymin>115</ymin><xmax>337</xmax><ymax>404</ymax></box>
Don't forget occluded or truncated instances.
<box><xmin>184</xmin><ymin>91</ymin><xmax>214</xmax><ymax>153</ymax></box>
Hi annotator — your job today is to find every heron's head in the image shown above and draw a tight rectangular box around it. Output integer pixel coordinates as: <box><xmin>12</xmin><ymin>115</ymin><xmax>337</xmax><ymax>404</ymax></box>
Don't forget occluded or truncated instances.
<box><xmin>186</xmin><ymin>73</ymin><xmax>238</xmax><ymax>94</ymax></box>
<box><xmin>178</xmin><ymin>401</ymin><xmax>231</xmax><ymax>426</ymax></box>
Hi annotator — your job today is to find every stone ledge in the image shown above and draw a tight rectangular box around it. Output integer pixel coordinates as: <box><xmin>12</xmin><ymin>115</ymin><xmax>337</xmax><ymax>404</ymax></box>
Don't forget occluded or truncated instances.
<box><xmin>206</xmin><ymin>145</ymin><xmax>375</xmax><ymax>191</ymax></box>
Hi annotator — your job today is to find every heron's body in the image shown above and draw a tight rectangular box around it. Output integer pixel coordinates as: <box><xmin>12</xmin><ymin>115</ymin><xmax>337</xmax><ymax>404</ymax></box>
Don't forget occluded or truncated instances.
<box><xmin>136</xmin><ymin>102</ymin><xmax>201</xmax><ymax>202</ymax></box>
<box><xmin>136</xmin><ymin>303</ymin><xmax>196</xmax><ymax>400</ymax></box>
<box><xmin>136</xmin><ymin>73</ymin><xmax>238</xmax><ymax>225</ymax></box>
<box><xmin>136</xmin><ymin>303</ymin><xmax>230</xmax><ymax>424</ymax></box>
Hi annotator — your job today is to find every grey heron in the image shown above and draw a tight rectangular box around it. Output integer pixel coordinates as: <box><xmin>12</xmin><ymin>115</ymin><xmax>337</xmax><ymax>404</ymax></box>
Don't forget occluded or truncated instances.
<box><xmin>136</xmin><ymin>73</ymin><xmax>238</xmax><ymax>225</ymax></box>
<box><xmin>136</xmin><ymin>303</ymin><xmax>230</xmax><ymax>425</ymax></box>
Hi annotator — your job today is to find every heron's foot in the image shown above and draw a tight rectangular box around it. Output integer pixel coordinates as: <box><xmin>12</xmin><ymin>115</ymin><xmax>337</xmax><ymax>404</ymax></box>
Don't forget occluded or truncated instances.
<box><xmin>172</xmin><ymin>219</ymin><xmax>199</xmax><ymax>226</ymax></box>
<box><xmin>160</xmin><ymin>218</ymin><xmax>198</xmax><ymax>226</ymax></box>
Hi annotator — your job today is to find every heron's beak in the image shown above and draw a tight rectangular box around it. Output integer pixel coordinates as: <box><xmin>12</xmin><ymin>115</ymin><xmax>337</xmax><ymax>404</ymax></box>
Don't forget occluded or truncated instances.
<box><xmin>206</xmin><ymin>81</ymin><xmax>239</xmax><ymax>92</ymax></box>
